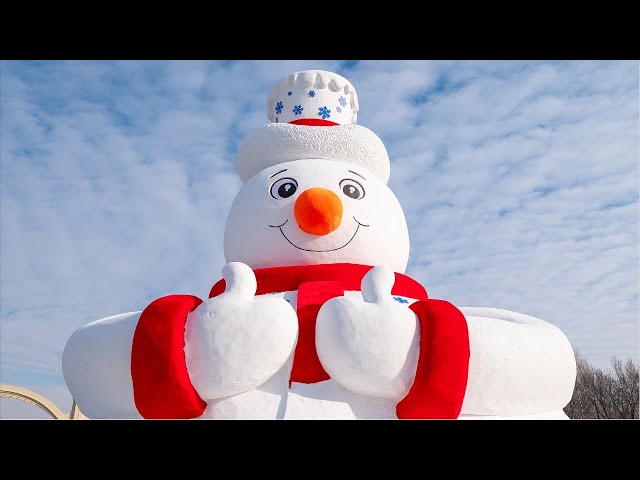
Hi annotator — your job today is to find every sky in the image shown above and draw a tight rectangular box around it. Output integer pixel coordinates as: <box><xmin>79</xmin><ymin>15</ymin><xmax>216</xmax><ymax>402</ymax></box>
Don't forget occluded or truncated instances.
<box><xmin>1</xmin><ymin>60</ymin><xmax>638</xmax><ymax>419</ymax></box>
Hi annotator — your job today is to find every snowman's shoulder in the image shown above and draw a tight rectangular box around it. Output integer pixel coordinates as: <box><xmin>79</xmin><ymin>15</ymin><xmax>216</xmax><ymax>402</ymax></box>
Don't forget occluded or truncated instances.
<box><xmin>457</xmin><ymin>306</ymin><xmax>553</xmax><ymax>327</ymax></box>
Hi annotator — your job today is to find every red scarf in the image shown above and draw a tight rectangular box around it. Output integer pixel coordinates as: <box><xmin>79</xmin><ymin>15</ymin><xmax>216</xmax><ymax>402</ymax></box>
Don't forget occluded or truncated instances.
<box><xmin>131</xmin><ymin>263</ymin><xmax>469</xmax><ymax>420</ymax></box>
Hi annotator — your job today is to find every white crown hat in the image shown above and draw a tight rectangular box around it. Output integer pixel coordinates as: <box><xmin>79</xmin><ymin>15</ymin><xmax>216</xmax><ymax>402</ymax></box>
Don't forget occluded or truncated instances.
<box><xmin>236</xmin><ymin>70</ymin><xmax>390</xmax><ymax>184</ymax></box>
<box><xmin>266</xmin><ymin>70</ymin><xmax>359</xmax><ymax>125</ymax></box>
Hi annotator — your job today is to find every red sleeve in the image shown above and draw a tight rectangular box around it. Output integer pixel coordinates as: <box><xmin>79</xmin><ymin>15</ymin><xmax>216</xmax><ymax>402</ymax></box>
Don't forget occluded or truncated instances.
<box><xmin>131</xmin><ymin>295</ymin><xmax>207</xmax><ymax>419</ymax></box>
<box><xmin>396</xmin><ymin>299</ymin><xmax>470</xmax><ymax>419</ymax></box>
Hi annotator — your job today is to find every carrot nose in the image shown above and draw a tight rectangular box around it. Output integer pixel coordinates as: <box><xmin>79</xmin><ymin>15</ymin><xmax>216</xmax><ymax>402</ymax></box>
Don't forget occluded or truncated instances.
<box><xmin>294</xmin><ymin>188</ymin><xmax>343</xmax><ymax>236</ymax></box>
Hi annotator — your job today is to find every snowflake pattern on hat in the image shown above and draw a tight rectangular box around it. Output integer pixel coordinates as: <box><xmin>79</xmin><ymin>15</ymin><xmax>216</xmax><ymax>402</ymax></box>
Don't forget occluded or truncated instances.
<box><xmin>265</xmin><ymin>70</ymin><xmax>360</xmax><ymax>124</ymax></box>
<box><xmin>318</xmin><ymin>106</ymin><xmax>331</xmax><ymax>119</ymax></box>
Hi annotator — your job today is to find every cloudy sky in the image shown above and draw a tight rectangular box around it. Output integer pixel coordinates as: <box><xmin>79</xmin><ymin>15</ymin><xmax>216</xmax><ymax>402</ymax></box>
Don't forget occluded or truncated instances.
<box><xmin>1</xmin><ymin>60</ymin><xmax>638</xmax><ymax>419</ymax></box>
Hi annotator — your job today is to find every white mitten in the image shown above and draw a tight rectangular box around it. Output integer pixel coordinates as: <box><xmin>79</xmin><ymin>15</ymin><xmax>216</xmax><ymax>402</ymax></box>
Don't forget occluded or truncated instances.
<box><xmin>184</xmin><ymin>262</ymin><xmax>298</xmax><ymax>401</ymax></box>
<box><xmin>316</xmin><ymin>265</ymin><xmax>420</xmax><ymax>400</ymax></box>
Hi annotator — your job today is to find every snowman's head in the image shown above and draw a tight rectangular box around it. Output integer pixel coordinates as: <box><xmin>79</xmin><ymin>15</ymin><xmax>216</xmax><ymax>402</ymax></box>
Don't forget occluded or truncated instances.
<box><xmin>223</xmin><ymin>70</ymin><xmax>410</xmax><ymax>273</ymax></box>
<box><xmin>224</xmin><ymin>157</ymin><xmax>410</xmax><ymax>272</ymax></box>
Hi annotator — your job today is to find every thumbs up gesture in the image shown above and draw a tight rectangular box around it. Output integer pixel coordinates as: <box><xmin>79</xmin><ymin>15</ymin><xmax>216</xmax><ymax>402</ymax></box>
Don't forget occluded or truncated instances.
<box><xmin>184</xmin><ymin>262</ymin><xmax>298</xmax><ymax>400</ymax></box>
<box><xmin>316</xmin><ymin>266</ymin><xmax>420</xmax><ymax>400</ymax></box>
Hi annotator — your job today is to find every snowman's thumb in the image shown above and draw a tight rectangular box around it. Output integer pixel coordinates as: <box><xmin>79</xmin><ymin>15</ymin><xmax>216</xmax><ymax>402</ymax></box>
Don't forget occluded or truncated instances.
<box><xmin>221</xmin><ymin>262</ymin><xmax>257</xmax><ymax>300</ymax></box>
<box><xmin>361</xmin><ymin>265</ymin><xmax>396</xmax><ymax>304</ymax></box>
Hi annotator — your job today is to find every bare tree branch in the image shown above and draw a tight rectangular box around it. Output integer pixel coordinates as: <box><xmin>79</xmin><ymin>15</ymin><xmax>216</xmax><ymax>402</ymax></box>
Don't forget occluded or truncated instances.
<box><xmin>564</xmin><ymin>352</ymin><xmax>639</xmax><ymax>419</ymax></box>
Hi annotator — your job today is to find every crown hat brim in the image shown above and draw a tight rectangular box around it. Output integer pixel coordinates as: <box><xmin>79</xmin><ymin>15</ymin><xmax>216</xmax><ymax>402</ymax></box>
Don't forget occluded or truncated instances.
<box><xmin>235</xmin><ymin>123</ymin><xmax>390</xmax><ymax>184</ymax></box>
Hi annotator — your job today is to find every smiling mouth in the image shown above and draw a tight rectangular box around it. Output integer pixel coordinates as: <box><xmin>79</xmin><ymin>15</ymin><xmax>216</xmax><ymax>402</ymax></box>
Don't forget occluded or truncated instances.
<box><xmin>268</xmin><ymin>217</ymin><xmax>369</xmax><ymax>252</ymax></box>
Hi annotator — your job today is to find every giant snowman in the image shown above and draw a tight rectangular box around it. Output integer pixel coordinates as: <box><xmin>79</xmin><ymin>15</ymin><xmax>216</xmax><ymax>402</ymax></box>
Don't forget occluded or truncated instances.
<box><xmin>62</xmin><ymin>70</ymin><xmax>577</xmax><ymax>419</ymax></box>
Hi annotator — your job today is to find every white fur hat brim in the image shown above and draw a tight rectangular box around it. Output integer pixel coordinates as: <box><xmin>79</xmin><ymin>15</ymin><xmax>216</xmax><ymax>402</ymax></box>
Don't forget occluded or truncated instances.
<box><xmin>235</xmin><ymin>123</ymin><xmax>390</xmax><ymax>184</ymax></box>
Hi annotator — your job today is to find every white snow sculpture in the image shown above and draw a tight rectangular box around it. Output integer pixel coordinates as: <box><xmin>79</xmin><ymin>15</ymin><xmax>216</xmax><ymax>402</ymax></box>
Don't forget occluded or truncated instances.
<box><xmin>62</xmin><ymin>70</ymin><xmax>576</xmax><ymax>420</ymax></box>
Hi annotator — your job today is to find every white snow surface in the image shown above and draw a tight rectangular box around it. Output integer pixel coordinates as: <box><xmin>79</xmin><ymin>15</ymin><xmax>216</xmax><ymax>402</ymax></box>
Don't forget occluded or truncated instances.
<box><xmin>266</xmin><ymin>70</ymin><xmax>359</xmax><ymax>125</ymax></box>
<box><xmin>224</xmin><ymin>159</ymin><xmax>410</xmax><ymax>272</ymax></box>
<box><xmin>459</xmin><ymin>306</ymin><xmax>576</xmax><ymax>417</ymax></box>
<box><xmin>62</xmin><ymin>311</ymin><xmax>143</xmax><ymax>419</ymax></box>
<box><xmin>62</xmin><ymin>289</ymin><xmax>575</xmax><ymax>420</ymax></box>
<box><xmin>235</xmin><ymin>123</ymin><xmax>390</xmax><ymax>183</ymax></box>
<box><xmin>316</xmin><ymin>266</ymin><xmax>420</xmax><ymax>400</ymax></box>
<box><xmin>185</xmin><ymin>262</ymin><xmax>298</xmax><ymax>400</ymax></box>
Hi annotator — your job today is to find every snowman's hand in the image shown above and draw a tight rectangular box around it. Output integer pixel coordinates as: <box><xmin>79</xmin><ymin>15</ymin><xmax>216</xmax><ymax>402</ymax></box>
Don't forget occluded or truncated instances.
<box><xmin>184</xmin><ymin>262</ymin><xmax>298</xmax><ymax>401</ymax></box>
<box><xmin>316</xmin><ymin>265</ymin><xmax>420</xmax><ymax>400</ymax></box>
<box><xmin>361</xmin><ymin>264</ymin><xmax>397</xmax><ymax>304</ymax></box>
<box><xmin>217</xmin><ymin>261</ymin><xmax>258</xmax><ymax>301</ymax></box>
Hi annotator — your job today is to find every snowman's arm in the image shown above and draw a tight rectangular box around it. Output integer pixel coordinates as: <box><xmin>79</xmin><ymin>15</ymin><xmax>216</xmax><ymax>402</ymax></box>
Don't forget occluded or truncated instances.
<box><xmin>62</xmin><ymin>295</ymin><xmax>235</xmax><ymax>419</ymax></box>
<box><xmin>457</xmin><ymin>307</ymin><xmax>576</xmax><ymax>417</ymax></box>
<box><xmin>63</xmin><ymin>265</ymin><xmax>297</xmax><ymax>420</ymax></box>
<box><xmin>398</xmin><ymin>303</ymin><xmax>576</xmax><ymax>418</ymax></box>
<box><xmin>316</xmin><ymin>273</ymin><xmax>576</xmax><ymax>418</ymax></box>
<box><xmin>62</xmin><ymin>296</ymin><xmax>210</xmax><ymax>419</ymax></box>
<box><xmin>316</xmin><ymin>269</ymin><xmax>471</xmax><ymax>418</ymax></box>
<box><xmin>62</xmin><ymin>311</ymin><xmax>145</xmax><ymax>419</ymax></box>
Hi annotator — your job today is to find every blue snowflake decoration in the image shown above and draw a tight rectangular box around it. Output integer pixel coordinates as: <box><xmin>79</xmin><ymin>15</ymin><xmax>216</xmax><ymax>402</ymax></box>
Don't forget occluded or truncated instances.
<box><xmin>275</xmin><ymin>101</ymin><xmax>283</xmax><ymax>115</ymax></box>
<box><xmin>293</xmin><ymin>105</ymin><xmax>303</xmax><ymax>115</ymax></box>
<box><xmin>393</xmin><ymin>296</ymin><xmax>409</xmax><ymax>304</ymax></box>
<box><xmin>308</xmin><ymin>90</ymin><xmax>316</xmax><ymax>97</ymax></box>
<box><xmin>339</xmin><ymin>96</ymin><xmax>347</xmax><ymax>107</ymax></box>
<box><xmin>318</xmin><ymin>106</ymin><xmax>331</xmax><ymax>119</ymax></box>
<box><xmin>288</xmin><ymin>91</ymin><xmax>292</xmax><ymax>96</ymax></box>
<box><xmin>336</xmin><ymin>106</ymin><xmax>342</xmax><ymax>113</ymax></box>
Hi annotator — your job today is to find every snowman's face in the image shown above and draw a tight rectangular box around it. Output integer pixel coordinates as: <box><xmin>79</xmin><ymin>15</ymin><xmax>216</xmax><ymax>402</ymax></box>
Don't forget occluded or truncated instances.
<box><xmin>224</xmin><ymin>159</ymin><xmax>410</xmax><ymax>273</ymax></box>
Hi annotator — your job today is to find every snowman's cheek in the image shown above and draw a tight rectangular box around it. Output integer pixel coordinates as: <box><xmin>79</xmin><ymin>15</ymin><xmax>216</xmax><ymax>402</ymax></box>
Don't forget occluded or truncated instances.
<box><xmin>342</xmin><ymin>200</ymin><xmax>371</xmax><ymax>220</ymax></box>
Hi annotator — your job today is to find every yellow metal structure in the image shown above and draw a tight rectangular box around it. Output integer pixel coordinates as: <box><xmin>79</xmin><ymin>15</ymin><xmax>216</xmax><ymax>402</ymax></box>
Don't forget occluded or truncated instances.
<box><xmin>0</xmin><ymin>384</ymin><xmax>87</xmax><ymax>419</ymax></box>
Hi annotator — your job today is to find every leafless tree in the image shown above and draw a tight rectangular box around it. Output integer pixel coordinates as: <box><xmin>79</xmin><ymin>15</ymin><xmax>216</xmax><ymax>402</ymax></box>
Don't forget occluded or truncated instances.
<box><xmin>564</xmin><ymin>352</ymin><xmax>639</xmax><ymax>419</ymax></box>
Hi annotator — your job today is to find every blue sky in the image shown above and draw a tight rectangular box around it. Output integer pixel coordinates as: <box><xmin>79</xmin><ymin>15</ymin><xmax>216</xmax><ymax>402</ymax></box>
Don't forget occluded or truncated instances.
<box><xmin>1</xmin><ymin>60</ymin><xmax>638</xmax><ymax>419</ymax></box>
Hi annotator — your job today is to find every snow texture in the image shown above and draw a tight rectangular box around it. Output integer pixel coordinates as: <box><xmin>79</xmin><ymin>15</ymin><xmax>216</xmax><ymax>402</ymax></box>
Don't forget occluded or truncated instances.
<box><xmin>61</xmin><ymin>288</ymin><xmax>576</xmax><ymax>419</ymax></box>
<box><xmin>224</xmin><ymin>159</ymin><xmax>409</xmax><ymax>272</ymax></box>
<box><xmin>62</xmin><ymin>311</ymin><xmax>143</xmax><ymax>419</ymax></box>
<box><xmin>59</xmin><ymin>68</ymin><xmax>578</xmax><ymax>420</ymax></box>
<box><xmin>459</xmin><ymin>307</ymin><xmax>577</xmax><ymax>416</ymax></box>
<box><xmin>316</xmin><ymin>266</ymin><xmax>420</xmax><ymax>400</ymax></box>
<box><xmin>235</xmin><ymin>123</ymin><xmax>391</xmax><ymax>184</ymax></box>
<box><xmin>184</xmin><ymin>262</ymin><xmax>298</xmax><ymax>400</ymax></box>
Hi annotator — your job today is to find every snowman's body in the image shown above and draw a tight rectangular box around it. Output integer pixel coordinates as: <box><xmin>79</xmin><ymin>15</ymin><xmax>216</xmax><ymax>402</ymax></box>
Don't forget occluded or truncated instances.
<box><xmin>63</xmin><ymin>290</ymin><xmax>573</xmax><ymax>420</ymax></box>
<box><xmin>62</xmin><ymin>70</ymin><xmax>577</xmax><ymax>420</ymax></box>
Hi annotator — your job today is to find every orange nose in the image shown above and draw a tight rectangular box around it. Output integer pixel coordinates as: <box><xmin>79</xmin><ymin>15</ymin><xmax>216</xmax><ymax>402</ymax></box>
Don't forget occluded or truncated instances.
<box><xmin>294</xmin><ymin>188</ymin><xmax>343</xmax><ymax>236</ymax></box>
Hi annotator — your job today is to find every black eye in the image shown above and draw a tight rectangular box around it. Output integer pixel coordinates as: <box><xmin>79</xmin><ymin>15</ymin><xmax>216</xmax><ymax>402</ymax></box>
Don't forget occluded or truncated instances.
<box><xmin>339</xmin><ymin>179</ymin><xmax>365</xmax><ymax>200</ymax></box>
<box><xmin>270</xmin><ymin>177</ymin><xmax>298</xmax><ymax>199</ymax></box>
